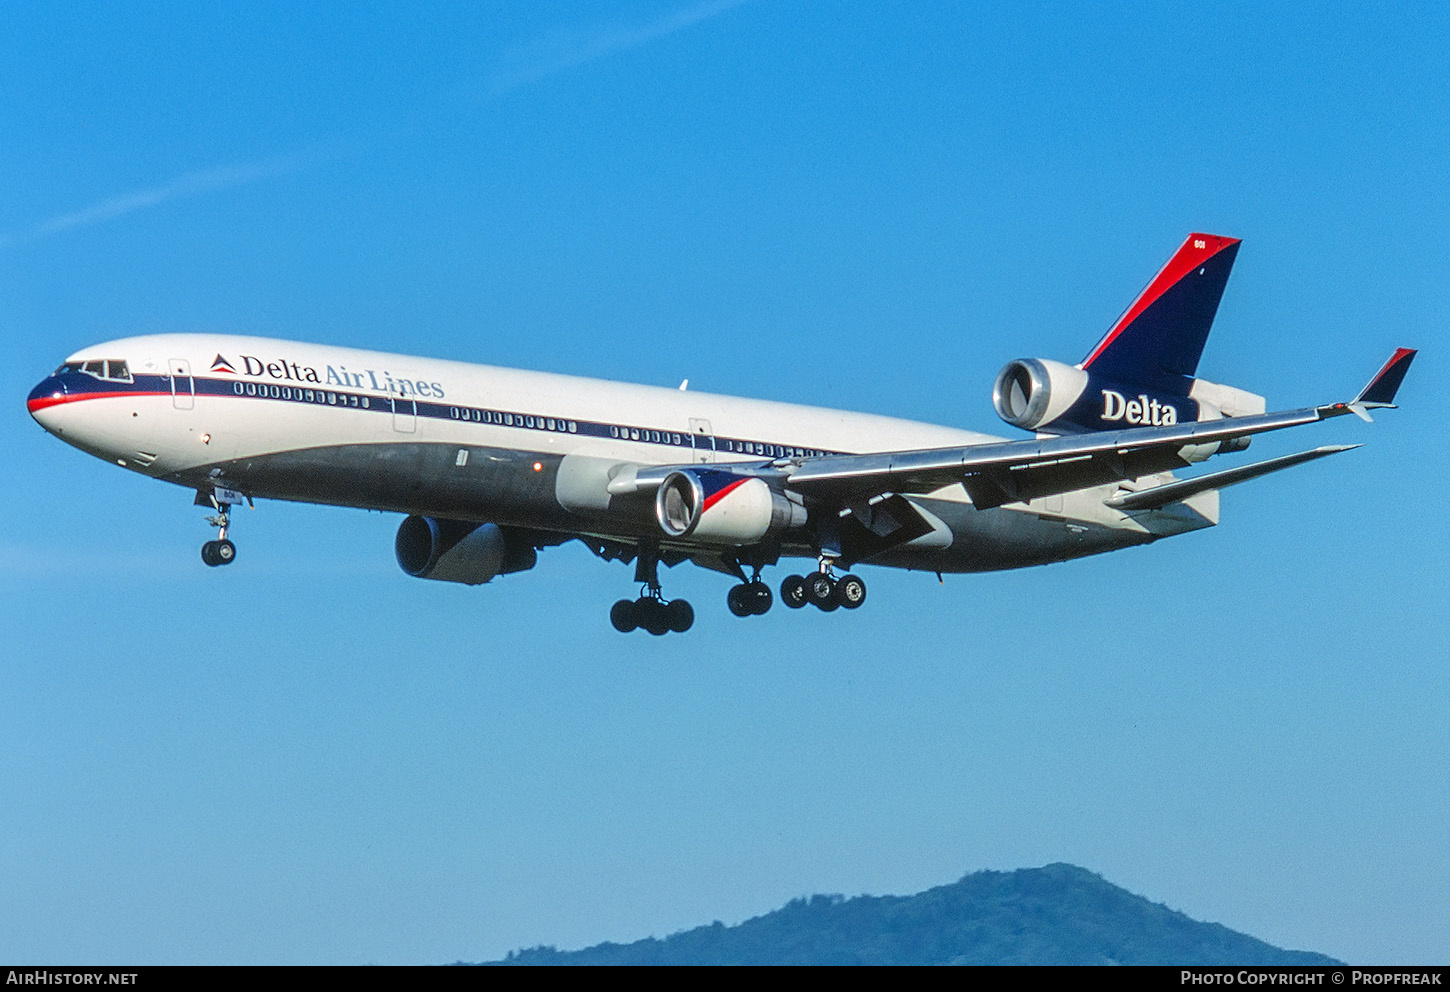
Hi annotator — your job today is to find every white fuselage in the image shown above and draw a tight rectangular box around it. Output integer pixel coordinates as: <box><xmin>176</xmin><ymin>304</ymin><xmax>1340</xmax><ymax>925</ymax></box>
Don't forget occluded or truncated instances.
<box><xmin>28</xmin><ymin>334</ymin><xmax>1214</xmax><ymax>574</ymax></box>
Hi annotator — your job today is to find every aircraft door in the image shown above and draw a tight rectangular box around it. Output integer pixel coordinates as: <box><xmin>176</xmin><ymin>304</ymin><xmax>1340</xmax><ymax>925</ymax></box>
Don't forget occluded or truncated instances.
<box><xmin>169</xmin><ymin>359</ymin><xmax>194</xmax><ymax>410</ymax></box>
<box><xmin>391</xmin><ymin>387</ymin><xmax>416</xmax><ymax>433</ymax></box>
<box><xmin>689</xmin><ymin>418</ymin><xmax>715</xmax><ymax>463</ymax></box>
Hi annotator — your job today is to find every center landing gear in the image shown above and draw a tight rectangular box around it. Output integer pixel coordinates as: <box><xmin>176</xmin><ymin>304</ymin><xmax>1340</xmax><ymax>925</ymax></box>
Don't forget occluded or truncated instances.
<box><xmin>780</xmin><ymin>561</ymin><xmax>866</xmax><ymax>613</ymax></box>
<box><xmin>611</xmin><ymin>545</ymin><xmax>694</xmax><ymax>635</ymax></box>
<box><xmin>726</xmin><ymin>576</ymin><xmax>773</xmax><ymax>617</ymax></box>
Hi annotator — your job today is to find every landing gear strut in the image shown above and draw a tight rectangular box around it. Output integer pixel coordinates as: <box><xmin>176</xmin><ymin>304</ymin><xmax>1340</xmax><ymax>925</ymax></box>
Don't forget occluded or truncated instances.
<box><xmin>611</xmin><ymin>544</ymin><xmax>693</xmax><ymax>635</ymax></box>
<box><xmin>780</xmin><ymin>558</ymin><xmax>866</xmax><ymax>612</ymax></box>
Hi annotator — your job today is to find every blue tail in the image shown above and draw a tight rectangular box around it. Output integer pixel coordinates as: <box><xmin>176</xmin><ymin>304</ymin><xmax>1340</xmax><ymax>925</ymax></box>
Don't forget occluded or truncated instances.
<box><xmin>1081</xmin><ymin>233</ymin><xmax>1241</xmax><ymax>394</ymax></box>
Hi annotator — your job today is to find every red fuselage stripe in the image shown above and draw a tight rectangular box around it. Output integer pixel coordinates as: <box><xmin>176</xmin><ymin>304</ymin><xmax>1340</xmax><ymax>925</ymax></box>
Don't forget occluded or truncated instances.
<box><xmin>27</xmin><ymin>390</ymin><xmax>171</xmax><ymax>413</ymax></box>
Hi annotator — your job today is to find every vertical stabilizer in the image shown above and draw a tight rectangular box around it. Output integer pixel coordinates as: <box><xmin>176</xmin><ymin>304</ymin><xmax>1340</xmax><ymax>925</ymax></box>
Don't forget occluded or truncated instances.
<box><xmin>1081</xmin><ymin>233</ymin><xmax>1241</xmax><ymax>393</ymax></box>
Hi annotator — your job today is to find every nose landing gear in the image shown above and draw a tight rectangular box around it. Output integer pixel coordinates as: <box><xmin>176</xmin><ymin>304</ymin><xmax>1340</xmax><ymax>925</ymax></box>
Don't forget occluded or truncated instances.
<box><xmin>198</xmin><ymin>485</ymin><xmax>247</xmax><ymax>567</ymax></box>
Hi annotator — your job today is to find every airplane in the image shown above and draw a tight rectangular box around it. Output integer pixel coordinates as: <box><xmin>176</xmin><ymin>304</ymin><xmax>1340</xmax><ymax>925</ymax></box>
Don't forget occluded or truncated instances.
<box><xmin>27</xmin><ymin>232</ymin><xmax>1415</xmax><ymax>635</ymax></box>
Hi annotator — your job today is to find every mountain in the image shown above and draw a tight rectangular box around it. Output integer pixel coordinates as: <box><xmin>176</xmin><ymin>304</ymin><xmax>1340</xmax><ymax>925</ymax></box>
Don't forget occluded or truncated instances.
<box><xmin>479</xmin><ymin>863</ymin><xmax>1339</xmax><ymax>966</ymax></box>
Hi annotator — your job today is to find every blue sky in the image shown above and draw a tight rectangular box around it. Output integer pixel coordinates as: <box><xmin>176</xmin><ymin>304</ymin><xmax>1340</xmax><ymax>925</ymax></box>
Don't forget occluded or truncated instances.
<box><xmin>2</xmin><ymin>1</ymin><xmax>1447</xmax><ymax>965</ymax></box>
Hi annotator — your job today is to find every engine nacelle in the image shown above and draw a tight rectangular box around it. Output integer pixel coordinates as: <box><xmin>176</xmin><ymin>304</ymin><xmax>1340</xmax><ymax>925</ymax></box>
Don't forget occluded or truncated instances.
<box><xmin>992</xmin><ymin>359</ymin><xmax>1090</xmax><ymax>431</ymax></box>
<box><xmin>995</xmin><ymin>359</ymin><xmax>1269</xmax><ymax>438</ymax></box>
<box><xmin>655</xmin><ymin>469</ymin><xmax>807</xmax><ymax>545</ymax></box>
<box><xmin>395</xmin><ymin>516</ymin><xmax>537</xmax><ymax>584</ymax></box>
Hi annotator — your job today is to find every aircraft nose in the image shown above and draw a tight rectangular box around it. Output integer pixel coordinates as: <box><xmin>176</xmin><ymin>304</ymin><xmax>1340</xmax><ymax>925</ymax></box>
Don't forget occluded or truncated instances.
<box><xmin>27</xmin><ymin>375</ymin><xmax>68</xmax><ymax>428</ymax></box>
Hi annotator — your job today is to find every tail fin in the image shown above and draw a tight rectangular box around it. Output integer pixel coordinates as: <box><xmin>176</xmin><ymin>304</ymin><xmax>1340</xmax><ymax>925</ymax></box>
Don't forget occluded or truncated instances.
<box><xmin>1081</xmin><ymin>233</ymin><xmax>1241</xmax><ymax>392</ymax></box>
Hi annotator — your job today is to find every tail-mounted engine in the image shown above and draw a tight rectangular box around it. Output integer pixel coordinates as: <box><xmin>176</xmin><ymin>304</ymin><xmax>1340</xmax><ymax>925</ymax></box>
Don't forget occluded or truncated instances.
<box><xmin>395</xmin><ymin>516</ymin><xmax>537</xmax><ymax>584</ymax></box>
<box><xmin>992</xmin><ymin>359</ymin><xmax>1091</xmax><ymax>432</ymax></box>
<box><xmin>993</xmin><ymin>357</ymin><xmax>1265</xmax><ymax>443</ymax></box>
<box><xmin>655</xmin><ymin>469</ymin><xmax>807</xmax><ymax>545</ymax></box>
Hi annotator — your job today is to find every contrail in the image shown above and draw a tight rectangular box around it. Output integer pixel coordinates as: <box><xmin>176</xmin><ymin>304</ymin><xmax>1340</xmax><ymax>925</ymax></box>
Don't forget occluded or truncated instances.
<box><xmin>1</xmin><ymin>2</ymin><xmax>751</xmax><ymax>249</ymax></box>
<box><xmin>1</xmin><ymin>155</ymin><xmax>302</xmax><ymax>249</ymax></box>
<box><xmin>489</xmin><ymin>0</ymin><xmax>753</xmax><ymax>94</ymax></box>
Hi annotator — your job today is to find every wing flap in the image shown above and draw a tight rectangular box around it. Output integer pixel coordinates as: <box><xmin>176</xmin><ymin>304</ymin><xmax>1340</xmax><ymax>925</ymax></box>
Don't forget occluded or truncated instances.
<box><xmin>1103</xmin><ymin>445</ymin><xmax>1359</xmax><ymax>511</ymax></box>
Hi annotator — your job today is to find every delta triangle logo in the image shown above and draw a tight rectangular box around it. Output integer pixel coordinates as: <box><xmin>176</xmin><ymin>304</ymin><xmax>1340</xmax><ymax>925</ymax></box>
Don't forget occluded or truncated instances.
<box><xmin>210</xmin><ymin>354</ymin><xmax>237</xmax><ymax>374</ymax></box>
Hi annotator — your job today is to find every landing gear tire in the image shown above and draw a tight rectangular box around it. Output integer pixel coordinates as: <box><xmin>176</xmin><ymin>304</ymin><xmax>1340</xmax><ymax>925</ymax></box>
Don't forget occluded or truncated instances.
<box><xmin>728</xmin><ymin>581</ymin><xmax>773</xmax><ymax>617</ymax></box>
<box><xmin>780</xmin><ymin>574</ymin><xmax>808</xmax><ymax>609</ymax></box>
<box><xmin>807</xmin><ymin>573</ymin><xmax>838</xmax><ymax>611</ymax></box>
<box><xmin>201</xmin><ymin>539</ymin><xmax>236</xmax><ymax>567</ymax></box>
<box><xmin>611</xmin><ymin>599</ymin><xmax>639</xmax><ymax>633</ymax></box>
<box><xmin>640</xmin><ymin>598</ymin><xmax>671</xmax><ymax>636</ymax></box>
<box><xmin>614</xmin><ymin>596</ymin><xmax>692</xmax><ymax>635</ymax></box>
<box><xmin>836</xmin><ymin>573</ymin><xmax>866</xmax><ymax>609</ymax></box>
<box><xmin>666</xmin><ymin>599</ymin><xmax>695</xmax><ymax>633</ymax></box>
<box><xmin>748</xmin><ymin>580</ymin><xmax>772</xmax><ymax>615</ymax></box>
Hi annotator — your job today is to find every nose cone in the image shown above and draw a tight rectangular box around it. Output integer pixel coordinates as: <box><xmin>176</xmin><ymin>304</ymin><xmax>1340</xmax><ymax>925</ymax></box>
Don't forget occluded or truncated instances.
<box><xmin>27</xmin><ymin>375</ymin><xmax>68</xmax><ymax>430</ymax></box>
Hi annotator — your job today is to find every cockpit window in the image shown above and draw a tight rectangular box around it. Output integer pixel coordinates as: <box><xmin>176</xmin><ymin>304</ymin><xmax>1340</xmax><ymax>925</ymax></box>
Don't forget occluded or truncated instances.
<box><xmin>65</xmin><ymin>359</ymin><xmax>133</xmax><ymax>381</ymax></box>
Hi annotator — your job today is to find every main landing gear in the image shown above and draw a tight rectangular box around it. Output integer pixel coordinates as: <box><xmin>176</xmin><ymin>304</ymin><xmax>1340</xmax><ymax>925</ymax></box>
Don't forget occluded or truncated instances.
<box><xmin>611</xmin><ymin>594</ymin><xmax>695</xmax><ymax>636</ymax></box>
<box><xmin>609</xmin><ymin>545</ymin><xmax>867</xmax><ymax>632</ymax></box>
<box><xmin>779</xmin><ymin>562</ymin><xmax>866</xmax><ymax>613</ymax></box>
<box><xmin>611</xmin><ymin>544</ymin><xmax>694</xmax><ymax>635</ymax></box>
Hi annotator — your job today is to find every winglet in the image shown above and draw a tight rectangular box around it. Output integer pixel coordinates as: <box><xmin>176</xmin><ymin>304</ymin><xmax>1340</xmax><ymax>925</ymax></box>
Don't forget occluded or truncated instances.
<box><xmin>1354</xmin><ymin>347</ymin><xmax>1417</xmax><ymax>408</ymax></box>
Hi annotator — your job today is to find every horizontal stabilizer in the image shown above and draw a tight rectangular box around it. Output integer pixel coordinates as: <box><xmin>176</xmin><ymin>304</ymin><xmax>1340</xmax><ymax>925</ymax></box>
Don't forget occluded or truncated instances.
<box><xmin>1103</xmin><ymin>445</ymin><xmax>1359</xmax><ymax>511</ymax></box>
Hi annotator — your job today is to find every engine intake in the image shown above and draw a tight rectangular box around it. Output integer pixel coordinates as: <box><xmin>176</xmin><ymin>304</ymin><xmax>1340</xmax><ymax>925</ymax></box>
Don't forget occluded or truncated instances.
<box><xmin>992</xmin><ymin>358</ymin><xmax>1090</xmax><ymax>431</ymax></box>
<box><xmin>656</xmin><ymin>469</ymin><xmax>806</xmax><ymax>545</ymax></box>
<box><xmin>395</xmin><ymin>516</ymin><xmax>537</xmax><ymax>584</ymax></box>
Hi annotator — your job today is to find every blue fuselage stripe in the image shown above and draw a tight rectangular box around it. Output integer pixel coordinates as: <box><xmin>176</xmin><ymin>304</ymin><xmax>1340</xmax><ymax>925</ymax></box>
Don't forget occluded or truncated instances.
<box><xmin>51</xmin><ymin>371</ymin><xmax>845</xmax><ymax>460</ymax></box>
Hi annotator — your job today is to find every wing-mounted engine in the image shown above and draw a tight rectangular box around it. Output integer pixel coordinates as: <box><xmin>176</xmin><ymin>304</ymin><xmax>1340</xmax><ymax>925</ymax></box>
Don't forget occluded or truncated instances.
<box><xmin>395</xmin><ymin>516</ymin><xmax>538</xmax><ymax>584</ymax></box>
<box><xmin>656</xmin><ymin>468</ymin><xmax>807</xmax><ymax>545</ymax></box>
